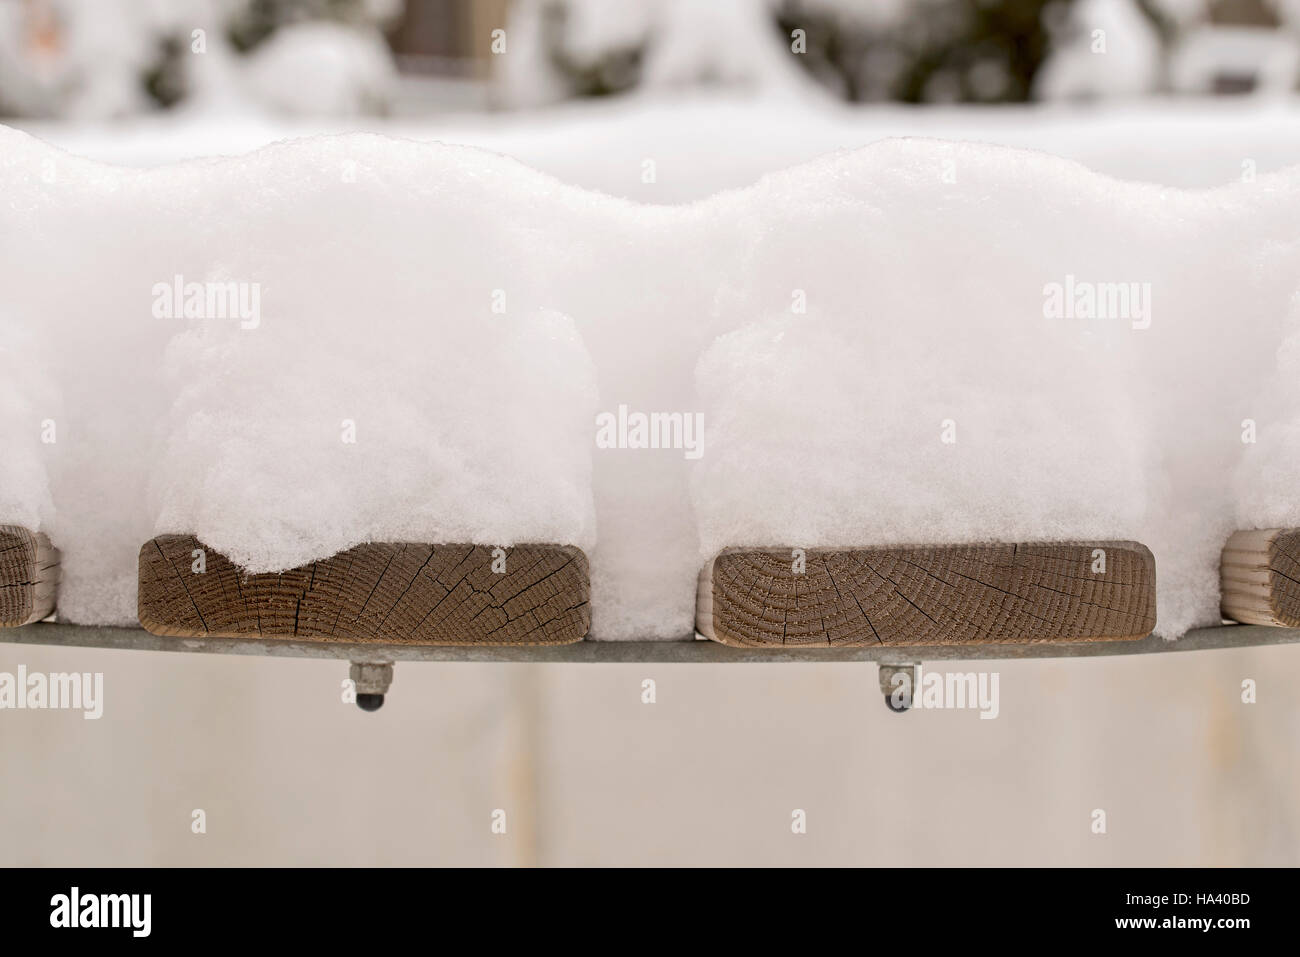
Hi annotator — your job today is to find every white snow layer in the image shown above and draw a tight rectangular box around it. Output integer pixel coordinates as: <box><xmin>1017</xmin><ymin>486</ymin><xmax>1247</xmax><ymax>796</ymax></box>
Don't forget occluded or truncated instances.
<box><xmin>1</xmin><ymin>126</ymin><xmax>1299</xmax><ymax>639</ymax></box>
<box><xmin>0</xmin><ymin>130</ymin><xmax>601</xmax><ymax>624</ymax></box>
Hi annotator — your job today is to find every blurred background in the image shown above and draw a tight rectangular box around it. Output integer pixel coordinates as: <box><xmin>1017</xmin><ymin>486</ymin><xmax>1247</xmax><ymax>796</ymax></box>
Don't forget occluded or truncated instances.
<box><xmin>2</xmin><ymin>643</ymin><xmax>1297</xmax><ymax>865</ymax></box>
<box><xmin>1</xmin><ymin>0</ymin><xmax>1300</xmax><ymax>193</ymax></box>
<box><xmin>8</xmin><ymin>0</ymin><xmax>1300</xmax><ymax>116</ymax></box>
<box><xmin>1</xmin><ymin>0</ymin><xmax>1299</xmax><ymax>866</ymax></box>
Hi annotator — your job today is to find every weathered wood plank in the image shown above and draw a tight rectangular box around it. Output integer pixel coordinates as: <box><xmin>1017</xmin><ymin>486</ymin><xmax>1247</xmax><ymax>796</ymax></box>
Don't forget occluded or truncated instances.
<box><xmin>138</xmin><ymin>536</ymin><xmax>590</xmax><ymax>645</ymax></box>
<box><xmin>1220</xmin><ymin>528</ymin><xmax>1300</xmax><ymax>627</ymax></box>
<box><xmin>697</xmin><ymin>542</ymin><xmax>1156</xmax><ymax>647</ymax></box>
<box><xmin>0</xmin><ymin>525</ymin><xmax>60</xmax><ymax>627</ymax></box>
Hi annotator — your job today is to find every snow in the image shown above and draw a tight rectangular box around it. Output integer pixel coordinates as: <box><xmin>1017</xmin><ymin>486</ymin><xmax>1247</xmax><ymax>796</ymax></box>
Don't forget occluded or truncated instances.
<box><xmin>496</xmin><ymin>0</ymin><xmax>659</xmax><ymax>108</ymax></box>
<box><xmin>18</xmin><ymin>95</ymin><xmax>1300</xmax><ymax>198</ymax></box>
<box><xmin>0</xmin><ymin>129</ymin><xmax>602</xmax><ymax>623</ymax></box>
<box><xmin>691</xmin><ymin>139</ymin><xmax>1300</xmax><ymax>639</ymax></box>
<box><xmin>639</xmin><ymin>0</ymin><xmax>819</xmax><ymax>94</ymax></box>
<box><xmin>539</xmin><ymin>0</ymin><xmax>657</xmax><ymax>63</ymax></box>
<box><xmin>1168</xmin><ymin>25</ymin><xmax>1300</xmax><ymax>95</ymax></box>
<box><xmin>1232</xmin><ymin>285</ymin><xmax>1300</xmax><ymax>537</ymax></box>
<box><xmin>4</xmin><ymin>96</ymin><xmax>1300</xmax><ymax>639</ymax></box>
<box><xmin>0</xmin><ymin>320</ymin><xmax>56</xmax><ymax>533</ymax></box>
<box><xmin>0</xmin><ymin>0</ymin><xmax>402</xmax><ymax>121</ymax></box>
<box><xmin>241</xmin><ymin>21</ymin><xmax>400</xmax><ymax>117</ymax></box>
<box><xmin>0</xmin><ymin>0</ymin><xmax>251</xmax><ymax>119</ymax></box>
<box><xmin>151</xmin><ymin>301</ymin><xmax>598</xmax><ymax>575</ymax></box>
<box><xmin>1035</xmin><ymin>0</ymin><xmax>1162</xmax><ymax>101</ymax></box>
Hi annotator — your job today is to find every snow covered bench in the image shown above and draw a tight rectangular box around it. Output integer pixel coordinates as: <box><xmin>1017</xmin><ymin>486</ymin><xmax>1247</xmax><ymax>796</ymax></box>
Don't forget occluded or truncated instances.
<box><xmin>137</xmin><ymin>536</ymin><xmax>590</xmax><ymax>646</ymax></box>
<box><xmin>697</xmin><ymin>542</ymin><xmax>1157</xmax><ymax>647</ymax></box>
<box><xmin>0</xmin><ymin>526</ymin><xmax>60</xmax><ymax>628</ymax></box>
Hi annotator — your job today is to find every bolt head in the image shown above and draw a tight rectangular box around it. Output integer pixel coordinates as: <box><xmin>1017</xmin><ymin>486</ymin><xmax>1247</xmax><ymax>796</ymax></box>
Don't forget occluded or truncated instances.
<box><xmin>884</xmin><ymin>694</ymin><xmax>910</xmax><ymax>713</ymax></box>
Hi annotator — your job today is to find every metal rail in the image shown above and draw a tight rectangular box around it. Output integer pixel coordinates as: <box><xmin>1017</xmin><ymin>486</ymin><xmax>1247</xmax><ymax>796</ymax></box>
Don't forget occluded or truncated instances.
<box><xmin>4</xmin><ymin>621</ymin><xmax>1296</xmax><ymax>710</ymax></box>
<box><xmin>2</xmin><ymin>620</ymin><xmax>1298</xmax><ymax>661</ymax></box>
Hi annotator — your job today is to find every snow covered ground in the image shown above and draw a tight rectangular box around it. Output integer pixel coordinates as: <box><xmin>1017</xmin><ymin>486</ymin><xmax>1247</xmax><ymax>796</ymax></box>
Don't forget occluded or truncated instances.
<box><xmin>5</xmin><ymin>94</ymin><xmax>1300</xmax><ymax>639</ymax></box>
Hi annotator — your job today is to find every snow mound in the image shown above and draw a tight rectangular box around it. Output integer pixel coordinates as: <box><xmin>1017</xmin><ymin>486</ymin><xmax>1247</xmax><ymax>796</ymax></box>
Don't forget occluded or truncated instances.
<box><xmin>0</xmin><ymin>318</ymin><xmax>57</xmax><ymax>533</ymax></box>
<box><xmin>690</xmin><ymin>140</ymin><xmax>1300</xmax><ymax>639</ymax></box>
<box><xmin>4</xmin><ymin>125</ymin><xmax>1300</xmax><ymax>640</ymax></box>
<box><xmin>0</xmin><ymin>129</ymin><xmax>602</xmax><ymax>623</ymax></box>
<box><xmin>152</xmin><ymin>305</ymin><xmax>598</xmax><ymax>574</ymax></box>
<box><xmin>243</xmin><ymin>22</ymin><xmax>399</xmax><ymax>117</ymax></box>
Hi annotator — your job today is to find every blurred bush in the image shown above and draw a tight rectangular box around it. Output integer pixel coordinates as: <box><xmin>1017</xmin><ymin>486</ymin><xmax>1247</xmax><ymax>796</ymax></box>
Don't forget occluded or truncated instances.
<box><xmin>0</xmin><ymin>0</ymin><xmax>401</xmax><ymax>118</ymax></box>
<box><xmin>774</xmin><ymin>0</ymin><xmax>1056</xmax><ymax>103</ymax></box>
<box><xmin>3</xmin><ymin>0</ymin><xmax>1299</xmax><ymax>119</ymax></box>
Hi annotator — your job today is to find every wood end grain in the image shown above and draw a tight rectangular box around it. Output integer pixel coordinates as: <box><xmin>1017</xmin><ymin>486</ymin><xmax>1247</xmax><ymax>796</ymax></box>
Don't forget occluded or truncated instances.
<box><xmin>698</xmin><ymin>542</ymin><xmax>1156</xmax><ymax>648</ymax></box>
<box><xmin>0</xmin><ymin>525</ymin><xmax>60</xmax><ymax>627</ymax></box>
<box><xmin>138</xmin><ymin>536</ymin><xmax>590</xmax><ymax>645</ymax></box>
<box><xmin>1220</xmin><ymin>528</ymin><xmax>1300</xmax><ymax>627</ymax></box>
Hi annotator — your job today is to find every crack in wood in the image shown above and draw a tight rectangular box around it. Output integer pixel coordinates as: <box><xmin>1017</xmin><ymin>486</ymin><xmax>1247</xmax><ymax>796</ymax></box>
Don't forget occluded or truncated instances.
<box><xmin>138</xmin><ymin>537</ymin><xmax>590</xmax><ymax>645</ymax></box>
<box><xmin>702</xmin><ymin>543</ymin><xmax>1155</xmax><ymax>648</ymax></box>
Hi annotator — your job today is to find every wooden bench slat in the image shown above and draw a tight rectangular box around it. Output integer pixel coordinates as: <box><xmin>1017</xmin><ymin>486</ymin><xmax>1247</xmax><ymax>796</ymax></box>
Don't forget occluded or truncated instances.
<box><xmin>1220</xmin><ymin>528</ymin><xmax>1300</xmax><ymax>627</ymax></box>
<box><xmin>697</xmin><ymin>542</ymin><xmax>1156</xmax><ymax>647</ymax></box>
<box><xmin>0</xmin><ymin>525</ymin><xmax>60</xmax><ymax>627</ymax></box>
<box><xmin>138</xmin><ymin>536</ymin><xmax>590</xmax><ymax>645</ymax></box>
